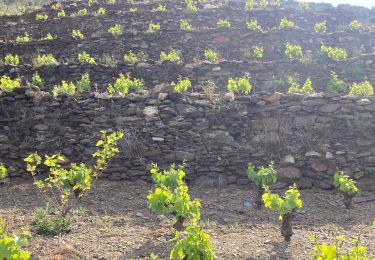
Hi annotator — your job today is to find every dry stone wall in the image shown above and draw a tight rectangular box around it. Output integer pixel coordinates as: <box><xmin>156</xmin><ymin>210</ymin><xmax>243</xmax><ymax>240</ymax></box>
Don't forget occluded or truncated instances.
<box><xmin>1</xmin><ymin>88</ymin><xmax>375</xmax><ymax>191</ymax></box>
<box><xmin>1</xmin><ymin>0</ymin><xmax>375</xmax><ymax>190</ymax></box>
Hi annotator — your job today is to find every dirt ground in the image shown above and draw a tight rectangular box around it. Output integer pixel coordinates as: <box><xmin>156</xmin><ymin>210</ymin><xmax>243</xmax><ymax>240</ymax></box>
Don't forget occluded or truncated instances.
<box><xmin>0</xmin><ymin>179</ymin><xmax>374</xmax><ymax>260</ymax></box>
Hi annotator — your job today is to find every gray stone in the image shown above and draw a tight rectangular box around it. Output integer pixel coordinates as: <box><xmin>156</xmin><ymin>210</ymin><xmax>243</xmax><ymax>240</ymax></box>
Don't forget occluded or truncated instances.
<box><xmin>281</xmin><ymin>155</ymin><xmax>295</xmax><ymax>165</ymax></box>
<box><xmin>319</xmin><ymin>104</ymin><xmax>340</xmax><ymax>113</ymax></box>
<box><xmin>311</xmin><ymin>162</ymin><xmax>328</xmax><ymax>172</ymax></box>
<box><xmin>202</xmin><ymin>131</ymin><xmax>235</xmax><ymax>145</ymax></box>
<box><xmin>175</xmin><ymin>104</ymin><xmax>198</xmax><ymax>117</ymax></box>
<box><xmin>143</xmin><ymin>106</ymin><xmax>159</xmax><ymax>118</ymax></box>
<box><xmin>305</xmin><ymin>150</ymin><xmax>322</xmax><ymax>157</ymax></box>
<box><xmin>34</xmin><ymin>124</ymin><xmax>49</xmax><ymax>131</ymax></box>
<box><xmin>277</xmin><ymin>166</ymin><xmax>302</xmax><ymax>180</ymax></box>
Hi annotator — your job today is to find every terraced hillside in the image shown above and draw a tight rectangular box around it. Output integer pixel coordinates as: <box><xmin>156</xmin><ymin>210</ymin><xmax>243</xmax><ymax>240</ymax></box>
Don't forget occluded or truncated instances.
<box><xmin>1</xmin><ymin>0</ymin><xmax>375</xmax><ymax>93</ymax></box>
<box><xmin>1</xmin><ymin>0</ymin><xmax>375</xmax><ymax>259</ymax></box>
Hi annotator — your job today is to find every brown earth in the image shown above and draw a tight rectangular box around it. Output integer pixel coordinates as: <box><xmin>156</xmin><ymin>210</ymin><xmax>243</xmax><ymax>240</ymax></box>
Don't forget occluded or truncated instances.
<box><xmin>0</xmin><ymin>179</ymin><xmax>374</xmax><ymax>259</ymax></box>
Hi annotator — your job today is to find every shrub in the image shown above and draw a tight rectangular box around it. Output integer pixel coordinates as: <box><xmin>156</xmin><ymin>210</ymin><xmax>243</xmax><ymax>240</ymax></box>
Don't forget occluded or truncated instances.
<box><xmin>299</xmin><ymin>1</ymin><xmax>309</xmax><ymax>9</ymax></box>
<box><xmin>301</xmin><ymin>78</ymin><xmax>313</xmax><ymax>93</ymax></box>
<box><xmin>41</xmin><ymin>33</ymin><xmax>54</xmax><ymax>41</ymax></box>
<box><xmin>327</xmin><ymin>72</ymin><xmax>346</xmax><ymax>93</ymax></box>
<box><xmin>287</xmin><ymin>77</ymin><xmax>313</xmax><ymax>94</ymax></box>
<box><xmin>185</xmin><ymin>0</ymin><xmax>198</xmax><ymax>12</ymax></box>
<box><xmin>153</xmin><ymin>4</ymin><xmax>166</xmax><ymax>12</ymax></box>
<box><xmin>0</xmin><ymin>76</ymin><xmax>21</xmax><ymax>92</ymax></box>
<box><xmin>285</xmin><ymin>43</ymin><xmax>303</xmax><ymax>60</ymax></box>
<box><xmin>246</xmin><ymin>163</ymin><xmax>277</xmax><ymax>208</ymax></box>
<box><xmin>287</xmin><ymin>76</ymin><xmax>300</xmax><ymax>93</ymax></box>
<box><xmin>76</xmin><ymin>73</ymin><xmax>91</xmax><ymax>92</ymax></box>
<box><xmin>32</xmin><ymin>54</ymin><xmax>58</xmax><ymax>68</ymax></box>
<box><xmin>217</xmin><ymin>19</ymin><xmax>231</xmax><ymax>28</ymax></box>
<box><xmin>314</xmin><ymin>20</ymin><xmax>327</xmax><ymax>33</ymax></box>
<box><xmin>124</xmin><ymin>50</ymin><xmax>147</xmax><ymax>64</ymax></box>
<box><xmin>310</xmin><ymin>236</ymin><xmax>370</xmax><ymax>260</ymax></box>
<box><xmin>33</xmin><ymin>207</ymin><xmax>71</xmax><ymax>236</ymax></box>
<box><xmin>97</xmin><ymin>7</ymin><xmax>106</xmax><ymax>15</ymax></box>
<box><xmin>333</xmin><ymin>171</ymin><xmax>359</xmax><ymax>208</ymax></box>
<box><xmin>77</xmin><ymin>8</ymin><xmax>88</xmax><ymax>16</ymax></box>
<box><xmin>272</xmin><ymin>76</ymin><xmax>286</xmax><ymax>89</ymax></box>
<box><xmin>16</xmin><ymin>33</ymin><xmax>30</xmax><ymax>43</ymax></box>
<box><xmin>228</xmin><ymin>77</ymin><xmax>252</xmax><ymax>94</ymax></box>
<box><xmin>180</xmin><ymin>19</ymin><xmax>193</xmax><ymax>31</ymax></box>
<box><xmin>57</xmin><ymin>10</ymin><xmax>66</xmax><ymax>18</ymax></box>
<box><xmin>172</xmin><ymin>77</ymin><xmax>191</xmax><ymax>93</ymax></box>
<box><xmin>147</xmin><ymin>22</ymin><xmax>161</xmax><ymax>33</ymax></box>
<box><xmin>349</xmin><ymin>20</ymin><xmax>362</xmax><ymax>30</ymax></box>
<box><xmin>243</xmin><ymin>49</ymin><xmax>252</xmax><ymax>59</ymax></box>
<box><xmin>107</xmin><ymin>73</ymin><xmax>144</xmax><ymax>95</ymax></box>
<box><xmin>160</xmin><ymin>49</ymin><xmax>182</xmax><ymax>63</ymax></box>
<box><xmin>72</xmin><ymin>29</ymin><xmax>85</xmax><ymax>40</ymax></box>
<box><xmin>0</xmin><ymin>219</ymin><xmax>31</xmax><ymax>260</ymax></box>
<box><xmin>245</xmin><ymin>0</ymin><xmax>255</xmax><ymax>9</ymax></box>
<box><xmin>31</xmin><ymin>72</ymin><xmax>44</xmax><ymax>89</ymax></box>
<box><xmin>51</xmin><ymin>3</ymin><xmax>62</xmax><ymax>10</ymax></box>
<box><xmin>280</xmin><ymin>17</ymin><xmax>294</xmax><ymax>28</ymax></box>
<box><xmin>204</xmin><ymin>49</ymin><xmax>219</xmax><ymax>62</ymax></box>
<box><xmin>108</xmin><ymin>24</ymin><xmax>122</xmax><ymax>35</ymax></box>
<box><xmin>320</xmin><ymin>45</ymin><xmax>348</xmax><ymax>61</ymax></box>
<box><xmin>4</xmin><ymin>54</ymin><xmax>19</xmax><ymax>65</ymax></box>
<box><xmin>351</xmin><ymin>46</ymin><xmax>365</xmax><ymax>57</ymax></box>
<box><xmin>106</xmin><ymin>0</ymin><xmax>116</xmax><ymax>4</ymax></box>
<box><xmin>202</xmin><ymin>81</ymin><xmax>217</xmax><ymax>100</ymax></box>
<box><xmin>262</xmin><ymin>184</ymin><xmax>302</xmax><ymax>241</ymax></box>
<box><xmin>53</xmin><ymin>81</ymin><xmax>76</xmax><ymax>96</ymax></box>
<box><xmin>25</xmin><ymin>130</ymin><xmax>123</xmax><ymax>221</ymax></box>
<box><xmin>17</xmin><ymin>5</ymin><xmax>26</xmax><ymax>14</ymax></box>
<box><xmin>252</xmin><ymin>45</ymin><xmax>264</xmax><ymax>59</ymax></box>
<box><xmin>170</xmin><ymin>221</ymin><xmax>214</xmax><ymax>260</ymax></box>
<box><xmin>349</xmin><ymin>81</ymin><xmax>373</xmax><ymax>96</ymax></box>
<box><xmin>258</xmin><ymin>0</ymin><xmax>269</xmax><ymax>7</ymax></box>
<box><xmin>36</xmin><ymin>13</ymin><xmax>48</xmax><ymax>21</ymax></box>
<box><xmin>147</xmin><ymin>164</ymin><xmax>201</xmax><ymax>231</ymax></box>
<box><xmin>270</xmin><ymin>0</ymin><xmax>281</xmax><ymax>7</ymax></box>
<box><xmin>0</xmin><ymin>163</ymin><xmax>7</xmax><ymax>180</ymax></box>
<box><xmin>78</xmin><ymin>52</ymin><xmax>95</xmax><ymax>65</ymax></box>
<box><xmin>129</xmin><ymin>7</ymin><xmax>138</xmax><ymax>12</ymax></box>
<box><xmin>247</xmin><ymin>19</ymin><xmax>261</xmax><ymax>30</ymax></box>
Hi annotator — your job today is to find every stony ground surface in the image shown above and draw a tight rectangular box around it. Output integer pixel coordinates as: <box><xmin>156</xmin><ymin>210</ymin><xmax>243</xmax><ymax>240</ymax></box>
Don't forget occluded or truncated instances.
<box><xmin>1</xmin><ymin>179</ymin><xmax>374</xmax><ymax>259</ymax></box>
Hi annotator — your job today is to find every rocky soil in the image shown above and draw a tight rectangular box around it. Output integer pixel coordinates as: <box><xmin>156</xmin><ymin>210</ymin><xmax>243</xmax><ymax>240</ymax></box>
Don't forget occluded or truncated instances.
<box><xmin>1</xmin><ymin>179</ymin><xmax>374</xmax><ymax>259</ymax></box>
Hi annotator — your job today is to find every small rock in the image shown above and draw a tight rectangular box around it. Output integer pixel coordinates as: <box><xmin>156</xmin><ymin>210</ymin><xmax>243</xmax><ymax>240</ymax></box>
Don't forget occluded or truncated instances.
<box><xmin>311</xmin><ymin>162</ymin><xmax>328</xmax><ymax>172</ymax></box>
<box><xmin>143</xmin><ymin>106</ymin><xmax>158</xmax><ymax>118</ymax></box>
<box><xmin>158</xmin><ymin>93</ymin><xmax>168</xmax><ymax>101</ymax></box>
<box><xmin>281</xmin><ymin>155</ymin><xmax>295</xmax><ymax>165</ymax></box>
<box><xmin>153</xmin><ymin>83</ymin><xmax>173</xmax><ymax>93</ymax></box>
<box><xmin>223</xmin><ymin>92</ymin><xmax>235</xmax><ymax>102</ymax></box>
<box><xmin>265</xmin><ymin>92</ymin><xmax>284</xmax><ymax>103</ymax></box>
<box><xmin>277</xmin><ymin>166</ymin><xmax>302</xmax><ymax>180</ymax></box>
<box><xmin>325</xmin><ymin>152</ymin><xmax>334</xmax><ymax>159</ymax></box>
<box><xmin>305</xmin><ymin>150</ymin><xmax>321</xmax><ymax>157</ymax></box>
<box><xmin>152</xmin><ymin>137</ymin><xmax>164</xmax><ymax>142</ymax></box>
<box><xmin>33</xmin><ymin>124</ymin><xmax>49</xmax><ymax>131</ymax></box>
